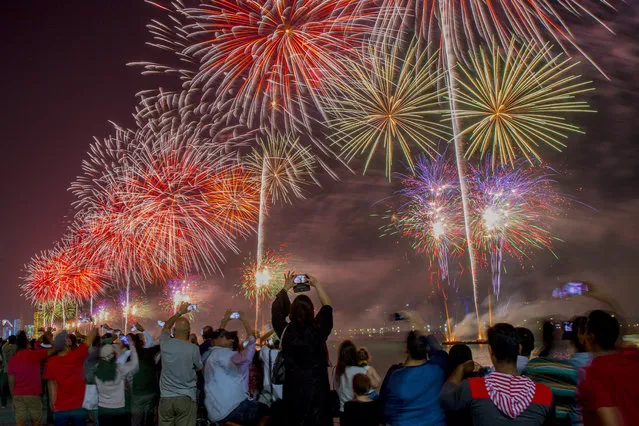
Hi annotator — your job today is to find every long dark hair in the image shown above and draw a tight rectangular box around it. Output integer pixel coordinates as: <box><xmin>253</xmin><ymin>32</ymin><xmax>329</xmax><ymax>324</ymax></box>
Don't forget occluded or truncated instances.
<box><xmin>335</xmin><ymin>340</ymin><xmax>358</xmax><ymax>381</ymax></box>
<box><xmin>94</xmin><ymin>346</ymin><xmax>117</xmax><ymax>383</ymax></box>
<box><xmin>290</xmin><ymin>295</ymin><xmax>315</xmax><ymax>327</ymax></box>
<box><xmin>538</xmin><ymin>321</ymin><xmax>555</xmax><ymax>358</ymax></box>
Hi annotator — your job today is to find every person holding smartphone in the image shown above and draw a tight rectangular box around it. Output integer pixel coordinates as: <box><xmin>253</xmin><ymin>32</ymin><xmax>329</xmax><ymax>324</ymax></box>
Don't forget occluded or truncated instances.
<box><xmin>271</xmin><ymin>272</ymin><xmax>333</xmax><ymax>426</ymax></box>
<box><xmin>203</xmin><ymin>311</ymin><xmax>258</xmax><ymax>424</ymax></box>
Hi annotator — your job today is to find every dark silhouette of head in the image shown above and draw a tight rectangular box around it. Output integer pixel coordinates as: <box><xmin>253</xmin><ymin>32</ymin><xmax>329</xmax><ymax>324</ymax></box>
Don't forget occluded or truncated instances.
<box><xmin>336</xmin><ymin>340</ymin><xmax>358</xmax><ymax>379</ymax></box>
<box><xmin>448</xmin><ymin>344</ymin><xmax>473</xmax><ymax>378</ymax></box>
<box><xmin>406</xmin><ymin>331</ymin><xmax>428</xmax><ymax>361</ymax></box>
<box><xmin>570</xmin><ymin>316</ymin><xmax>588</xmax><ymax>352</ymax></box>
<box><xmin>538</xmin><ymin>321</ymin><xmax>556</xmax><ymax>358</ymax></box>
<box><xmin>8</xmin><ymin>335</ymin><xmax>16</xmax><ymax>345</ymax></box>
<box><xmin>290</xmin><ymin>295</ymin><xmax>314</xmax><ymax>326</ymax></box>
<box><xmin>202</xmin><ymin>325</ymin><xmax>215</xmax><ymax>340</ymax></box>
<box><xmin>352</xmin><ymin>373</ymin><xmax>371</xmax><ymax>396</ymax></box>
<box><xmin>586</xmin><ymin>310</ymin><xmax>620</xmax><ymax>352</ymax></box>
<box><xmin>16</xmin><ymin>331</ymin><xmax>28</xmax><ymax>351</ymax></box>
<box><xmin>516</xmin><ymin>327</ymin><xmax>535</xmax><ymax>358</ymax></box>
<box><xmin>487</xmin><ymin>323</ymin><xmax>519</xmax><ymax>365</ymax></box>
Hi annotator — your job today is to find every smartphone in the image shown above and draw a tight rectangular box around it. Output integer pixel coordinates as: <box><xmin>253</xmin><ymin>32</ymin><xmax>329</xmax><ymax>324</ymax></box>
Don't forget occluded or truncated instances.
<box><xmin>157</xmin><ymin>320</ymin><xmax>165</xmax><ymax>327</ymax></box>
<box><xmin>187</xmin><ymin>304</ymin><xmax>198</xmax><ymax>312</ymax></box>
<box><xmin>120</xmin><ymin>335</ymin><xmax>129</xmax><ymax>346</ymax></box>
<box><xmin>230</xmin><ymin>312</ymin><xmax>241</xmax><ymax>320</ymax></box>
<box><xmin>563</xmin><ymin>321</ymin><xmax>573</xmax><ymax>333</ymax></box>
<box><xmin>293</xmin><ymin>274</ymin><xmax>310</xmax><ymax>293</ymax></box>
<box><xmin>391</xmin><ymin>313</ymin><xmax>406</xmax><ymax>321</ymax></box>
<box><xmin>131</xmin><ymin>326</ymin><xmax>137</xmax><ymax>332</ymax></box>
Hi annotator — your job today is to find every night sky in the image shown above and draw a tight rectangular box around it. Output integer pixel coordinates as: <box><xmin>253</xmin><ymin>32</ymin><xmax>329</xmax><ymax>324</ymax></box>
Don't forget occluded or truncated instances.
<box><xmin>1</xmin><ymin>1</ymin><xmax>638</xmax><ymax>333</ymax></box>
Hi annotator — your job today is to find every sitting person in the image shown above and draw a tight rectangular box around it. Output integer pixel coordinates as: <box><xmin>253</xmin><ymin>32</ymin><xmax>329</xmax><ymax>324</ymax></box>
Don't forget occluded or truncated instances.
<box><xmin>379</xmin><ymin>331</ymin><xmax>448</xmax><ymax>426</ymax></box>
<box><xmin>577</xmin><ymin>310</ymin><xmax>639</xmax><ymax>426</ymax></box>
<box><xmin>441</xmin><ymin>323</ymin><xmax>555</xmax><ymax>426</ymax></box>
<box><xmin>342</xmin><ymin>373</ymin><xmax>380</xmax><ymax>426</ymax></box>
<box><xmin>516</xmin><ymin>327</ymin><xmax>535</xmax><ymax>374</ymax></box>
<box><xmin>203</xmin><ymin>312</ymin><xmax>259</xmax><ymax>425</ymax></box>
<box><xmin>524</xmin><ymin>316</ymin><xmax>591</xmax><ymax>425</ymax></box>
<box><xmin>445</xmin><ymin>344</ymin><xmax>482</xmax><ymax>426</ymax></box>
<box><xmin>333</xmin><ymin>340</ymin><xmax>382</xmax><ymax>412</ymax></box>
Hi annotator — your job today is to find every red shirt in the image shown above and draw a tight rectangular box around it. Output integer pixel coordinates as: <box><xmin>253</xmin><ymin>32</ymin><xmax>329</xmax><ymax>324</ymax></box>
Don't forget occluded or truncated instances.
<box><xmin>577</xmin><ymin>349</ymin><xmax>639</xmax><ymax>426</ymax></box>
<box><xmin>44</xmin><ymin>344</ymin><xmax>88</xmax><ymax>412</ymax></box>
<box><xmin>7</xmin><ymin>349</ymin><xmax>49</xmax><ymax>396</ymax></box>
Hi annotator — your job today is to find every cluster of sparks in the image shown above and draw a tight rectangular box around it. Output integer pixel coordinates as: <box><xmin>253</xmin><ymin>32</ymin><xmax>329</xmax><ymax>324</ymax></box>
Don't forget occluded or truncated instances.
<box><xmin>21</xmin><ymin>0</ymin><xmax>617</xmax><ymax>327</ymax></box>
<box><xmin>381</xmin><ymin>154</ymin><xmax>464</xmax><ymax>280</ymax></box>
<box><xmin>454</xmin><ymin>40</ymin><xmax>594</xmax><ymax>167</ymax></box>
<box><xmin>385</xmin><ymin>155</ymin><xmax>566</xmax><ymax>299</ymax></box>
<box><xmin>237</xmin><ymin>249</ymin><xmax>289</xmax><ymax>303</ymax></box>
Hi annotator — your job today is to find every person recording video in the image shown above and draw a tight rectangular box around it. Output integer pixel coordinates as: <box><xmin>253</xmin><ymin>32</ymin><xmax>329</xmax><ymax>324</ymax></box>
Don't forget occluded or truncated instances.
<box><xmin>271</xmin><ymin>272</ymin><xmax>333</xmax><ymax>426</ymax></box>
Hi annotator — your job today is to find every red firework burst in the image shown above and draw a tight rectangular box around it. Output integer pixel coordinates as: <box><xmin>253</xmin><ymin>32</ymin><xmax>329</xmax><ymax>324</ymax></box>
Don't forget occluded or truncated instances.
<box><xmin>71</xmin><ymin>124</ymin><xmax>239</xmax><ymax>285</ymax></box>
<box><xmin>22</xmin><ymin>242</ymin><xmax>107</xmax><ymax>304</ymax></box>
<box><xmin>182</xmin><ymin>0</ymin><xmax>377</xmax><ymax>130</ymax></box>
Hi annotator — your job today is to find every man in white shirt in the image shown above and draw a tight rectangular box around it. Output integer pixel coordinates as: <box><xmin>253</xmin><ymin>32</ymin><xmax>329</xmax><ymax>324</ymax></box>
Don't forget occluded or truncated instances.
<box><xmin>203</xmin><ymin>312</ymin><xmax>259</xmax><ymax>424</ymax></box>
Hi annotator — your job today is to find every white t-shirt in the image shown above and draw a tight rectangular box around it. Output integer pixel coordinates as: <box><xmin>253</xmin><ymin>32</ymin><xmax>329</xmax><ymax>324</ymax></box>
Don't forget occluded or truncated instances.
<box><xmin>95</xmin><ymin>348</ymin><xmax>139</xmax><ymax>409</ymax></box>
<box><xmin>258</xmin><ymin>347</ymin><xmax>283</xmax><ymax>406</ymax></box>
<box><xmin>204</xmin><ymin>337</ymin><xmax>255</xmax><ymax>422</ymax></box>
<box><xmin>335</xmin><ymin>365</ymin><xmax>369</xmax><ymax>411</ymax></box>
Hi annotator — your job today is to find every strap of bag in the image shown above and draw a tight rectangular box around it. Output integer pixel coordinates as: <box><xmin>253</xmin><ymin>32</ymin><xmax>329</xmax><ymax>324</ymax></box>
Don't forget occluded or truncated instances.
<box><xmin>268</xmin><ymin>347</ymin><xmax>273</xmax><ymax>397</ymax></box>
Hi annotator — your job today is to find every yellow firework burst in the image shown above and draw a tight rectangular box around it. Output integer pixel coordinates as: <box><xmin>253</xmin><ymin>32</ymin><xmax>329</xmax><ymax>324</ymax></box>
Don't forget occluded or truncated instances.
<box><xmin>247</xmin><ymin>132</ymin><xmax>317</xmax><ymax>205</ymax></box>
<box><xmin>323</xmin><ymin>38</ymin><xmax>449</xmax><ymax>178</ymax></box>
<box><xmin>455</xmin><ymin>40</ymin><xmax>594</xmax><ymax>167</ymax></box>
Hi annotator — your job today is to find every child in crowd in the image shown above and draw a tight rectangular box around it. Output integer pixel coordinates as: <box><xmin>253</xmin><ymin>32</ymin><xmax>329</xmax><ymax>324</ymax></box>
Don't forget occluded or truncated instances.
<box><xmin>357</xmin><ymin>348</ymin><xmax>380</xmax><ymax>399</ymax></box>
<box><xmin>342</xmin><ymin>373</ymin><xmax>380</xmax><ymax>426</ymax></box>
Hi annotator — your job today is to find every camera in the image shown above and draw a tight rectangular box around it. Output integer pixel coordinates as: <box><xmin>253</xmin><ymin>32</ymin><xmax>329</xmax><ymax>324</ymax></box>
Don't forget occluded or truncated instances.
<box><xmin>293</xmin><ymin>274</ymin><xmax>310</xmax><ymax>293</ymax></box>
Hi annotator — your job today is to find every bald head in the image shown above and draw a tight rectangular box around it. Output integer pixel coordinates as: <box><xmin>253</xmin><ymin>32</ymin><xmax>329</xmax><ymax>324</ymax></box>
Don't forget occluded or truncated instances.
<box><xmin>174</xmin><ymin>317</ymin><xmax>191</xmax><ymax>340</ymax></box>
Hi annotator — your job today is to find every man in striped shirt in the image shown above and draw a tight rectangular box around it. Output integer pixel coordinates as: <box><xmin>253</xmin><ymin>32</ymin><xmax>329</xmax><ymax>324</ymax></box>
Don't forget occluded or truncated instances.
<box><xmin>441</xmin><ymin>323</ymin><xmax>555</xmax><ymax>426</ymax></box>
<box><xmin>524</xmin><ymin>317</ymin><xmax>592</xmax><ymax>426</ymax></box>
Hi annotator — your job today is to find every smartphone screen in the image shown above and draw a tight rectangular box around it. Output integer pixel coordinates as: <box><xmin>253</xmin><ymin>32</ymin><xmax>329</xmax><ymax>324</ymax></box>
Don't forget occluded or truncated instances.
<box><xmin>294</xmin><ymin>274</ymin><xmax>309</xmax><ymax>284</ymax></box>
<box><xmin>230</xmin><ymin>312</ymin><xmax>240</xmax><ymax>319</ymax></box>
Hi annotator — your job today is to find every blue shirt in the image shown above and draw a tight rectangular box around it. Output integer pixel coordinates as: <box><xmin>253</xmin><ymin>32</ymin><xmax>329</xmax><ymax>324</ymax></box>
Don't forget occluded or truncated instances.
<box><xmin>380</xmin><ymin>352</ymin><xmax>447</xmax><ymax>426</ymax></box>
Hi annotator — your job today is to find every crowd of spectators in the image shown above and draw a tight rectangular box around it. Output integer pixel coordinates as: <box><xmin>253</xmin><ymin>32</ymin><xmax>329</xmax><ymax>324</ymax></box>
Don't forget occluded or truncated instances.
<box><xmin>0</xmin><ymin>274</ymin><xmax>637</xmax><ymax>426</ymax></box>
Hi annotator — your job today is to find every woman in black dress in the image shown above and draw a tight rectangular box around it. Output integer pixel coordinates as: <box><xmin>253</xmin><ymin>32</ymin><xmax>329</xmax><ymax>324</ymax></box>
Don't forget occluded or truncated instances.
<box><xmin>271</xmin><ymin>272</ymin><xmax>333</xmax><ymax>426</ymax></box>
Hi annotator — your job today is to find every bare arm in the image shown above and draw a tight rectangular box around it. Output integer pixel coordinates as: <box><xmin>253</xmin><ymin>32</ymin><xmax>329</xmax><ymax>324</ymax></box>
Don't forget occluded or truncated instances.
<box><xmin>219</xmin><ymin>310</ymin><xmax>232</xmax><ymax>330</ymax></box>
<box><xmin>119</xmin><ymin>346</ymin><xmax>139</xmax><ymax>376</ymax></box>
<box><xmin>48</xmin><ymin>381</ymin><xmax>57</xmax><ymax>410</ymax></box>
<box><xmin>239</xmin><ymin>314</ymin><xmax>255</xmax><ymax>338</ymax></box>
<box><xmin>309</xmin><ymin>276</ymin><xmax>331</xmax><ymax>306</ymax></box>
<box><xmin>163</xmin><ymin>302</ymin><xmax>190</xmax><ymax>333</ymax></box>
<box><xmin>84</xmin><ymin>327</ymin><xmax>99</xmax><ymax>348</ymax></box>
<box><xmin>597</xmin><ymin>408</ymin><xmax>624</xmax><ymax>426</ymax></box>
<box><xmin>8</xmin><ymin>375</ymin><xmax>15</xmax><ymax>398</ymax></box>
<box><xmin>366</xmin><ymin>366</ymin><xmax>383</xmax><ymax>389</ymax></box>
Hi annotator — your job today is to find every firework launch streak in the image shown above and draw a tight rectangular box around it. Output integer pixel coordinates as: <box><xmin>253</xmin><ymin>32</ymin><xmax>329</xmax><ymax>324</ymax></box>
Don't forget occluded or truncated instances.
<box><xmin>440</xmin><ymin>374</ymin><xmax>555</xmax><ymax>426</ymax></box>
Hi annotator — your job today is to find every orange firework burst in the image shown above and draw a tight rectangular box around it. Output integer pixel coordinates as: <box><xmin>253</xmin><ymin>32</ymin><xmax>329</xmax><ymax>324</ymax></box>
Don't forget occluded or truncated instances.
<box><xmin>207</xmin><ymin>166</ymin><xmax>261</xmax><ymax>239</ymax></box>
